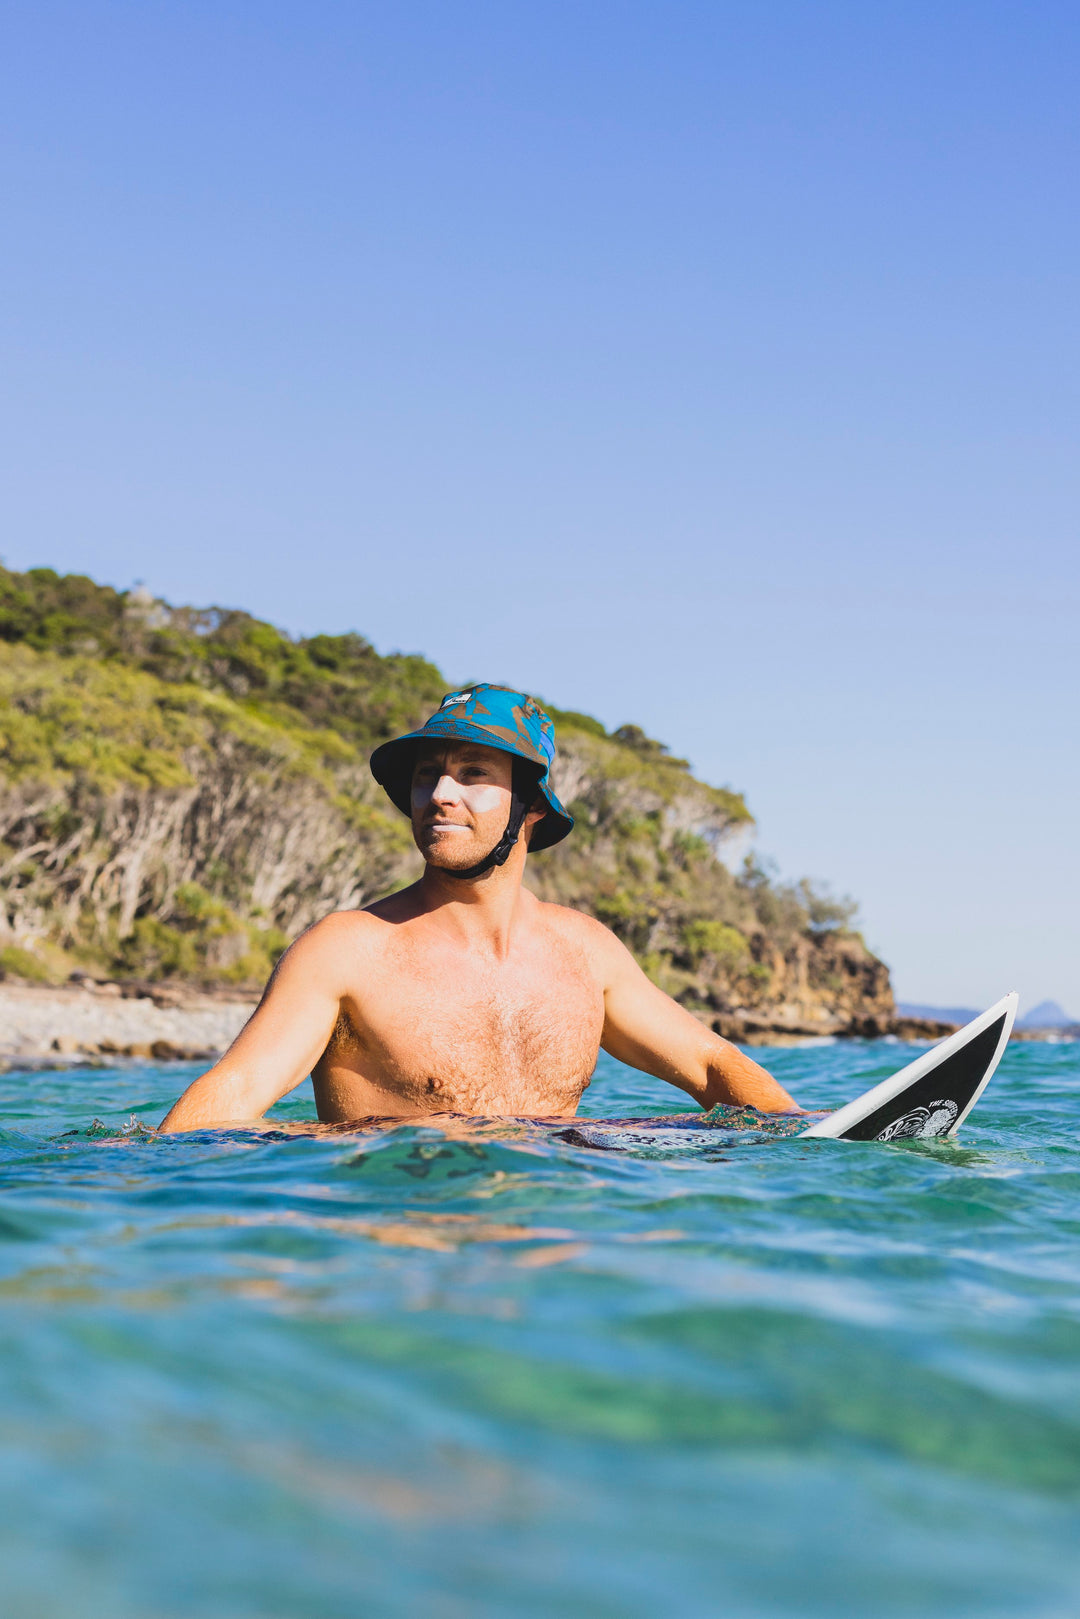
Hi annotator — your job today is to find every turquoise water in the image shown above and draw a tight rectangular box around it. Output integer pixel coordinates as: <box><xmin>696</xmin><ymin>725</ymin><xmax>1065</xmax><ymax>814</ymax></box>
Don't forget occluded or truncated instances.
<box><xmin>1</xmin><ymin>1040</ymin><xmax>1078</xmax><ymax>1618</ymax></box>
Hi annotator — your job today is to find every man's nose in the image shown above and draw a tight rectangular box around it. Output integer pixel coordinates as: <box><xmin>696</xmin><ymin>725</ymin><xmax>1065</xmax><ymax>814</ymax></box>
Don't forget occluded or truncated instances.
<box><xmin>430</xmin><ymin>772</ymin><xmax>463</xmax><ymax>804</ymax></box>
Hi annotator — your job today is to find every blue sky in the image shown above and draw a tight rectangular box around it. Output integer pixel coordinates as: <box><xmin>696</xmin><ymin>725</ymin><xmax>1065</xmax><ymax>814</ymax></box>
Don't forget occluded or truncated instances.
<box><xmin>2</xmin><ymin>1</ymin><xmax>1077</xmax><ymax>1010</ymax></box>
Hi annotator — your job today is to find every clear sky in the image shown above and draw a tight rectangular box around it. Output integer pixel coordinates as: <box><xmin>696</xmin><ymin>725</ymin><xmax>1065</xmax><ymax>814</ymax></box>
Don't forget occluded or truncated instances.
<box><xmin>2</xmin><ymin>1</ymin><xmax>1077</xmax><ymax>1012</ymax></box>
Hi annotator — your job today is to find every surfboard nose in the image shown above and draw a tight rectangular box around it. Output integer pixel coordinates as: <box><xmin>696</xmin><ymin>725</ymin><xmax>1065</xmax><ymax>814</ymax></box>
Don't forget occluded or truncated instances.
<box><xmin>801</xmin><ymin>992</ymin><xmax>1019</xmax><ymax>1142</ymax></box>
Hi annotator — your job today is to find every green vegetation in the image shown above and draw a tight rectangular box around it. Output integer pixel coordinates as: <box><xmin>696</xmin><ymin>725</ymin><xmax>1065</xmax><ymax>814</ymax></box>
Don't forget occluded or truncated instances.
<box><xmin>681</xmin><ymin>921</ymin><xmax>750</xmax><ymax>971</ymax></box>
<box><xmin>0</xmin><ymin>563</ymin><xmax>889</xmax><ymax>1030</ymax></box>
<box><xmin>116</xmin><ymin>890</ymin><xmax>290</xmax><ymax>985</ymax></box>
<box><xmin>0</xmin><ymin>640</ymin><xmax>357</xmax><ymax>792</ymax></box>
<box><xmin>0</xmin><ymin>944</ymin><xmax>53</xmax><ymax>983</ymax></box>
<box><xmin>609</xmin><ymin>723</ymin><xmax>690</xmax><ymax>770</ymax></box>
<box><xmin>0</xmin><ymin>565</ymin><xmax>446</xmax><ymax>750</ymax></box>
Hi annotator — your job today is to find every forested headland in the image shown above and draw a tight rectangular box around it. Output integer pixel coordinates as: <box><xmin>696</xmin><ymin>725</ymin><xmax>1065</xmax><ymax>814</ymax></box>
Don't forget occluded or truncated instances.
<box><xmin>0</xmin><ymin>564</ymin><xmax>901</xmax><ymax>1041</ymax></box>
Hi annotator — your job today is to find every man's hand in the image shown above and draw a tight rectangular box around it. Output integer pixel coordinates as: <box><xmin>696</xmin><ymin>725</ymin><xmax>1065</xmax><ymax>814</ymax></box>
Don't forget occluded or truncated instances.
<box><xmin>592</xmin><ymin>921</ymin><xmax>799</xmax><ymax>1113</ymax></box>
<box><xmin>158</xmin><ymin>916</ymin><xmax>355</xmax><ymax>1132</ymax></box>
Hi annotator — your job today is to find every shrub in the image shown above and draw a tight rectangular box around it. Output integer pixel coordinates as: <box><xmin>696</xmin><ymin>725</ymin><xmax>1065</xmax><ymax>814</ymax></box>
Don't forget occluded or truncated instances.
<box><xmin>544</xmin><ymin>706</ymin><xmax>608</xmax><ymax>740</ymax></box>
<box><xmin>681</xmin><ymin>920</ymin><xmax>750</xmax><ymax>971</ymax></box>
<box><xmin>118</xmin><ymin>919</ymin><xmax>200</xmax><ymax>979</ymax></box>
<box><xmin>0</xmin><ymin>944</ymin><xmax>53</xmax><ymax>982</ymax></box>
<box><xmin>611</xmin><ymin>724</ymin><xmax>689</xmax><ymax>770</ymax></box>
<box><xmin>796</xmin><ymin>879</ymin><xmax>859</xmax><ymax>934</ymax></box>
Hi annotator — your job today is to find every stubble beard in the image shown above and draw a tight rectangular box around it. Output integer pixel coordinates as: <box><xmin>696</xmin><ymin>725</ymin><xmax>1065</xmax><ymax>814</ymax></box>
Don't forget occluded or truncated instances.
<box><xmin>416</xmin><ymin>820</ymin><xmax>493</xmax><ymax>873</ymax></box>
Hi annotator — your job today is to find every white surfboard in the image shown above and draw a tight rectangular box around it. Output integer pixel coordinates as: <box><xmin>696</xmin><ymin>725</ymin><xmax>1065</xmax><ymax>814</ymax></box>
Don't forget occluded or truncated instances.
<box><xmin>800</xmin><ymin>992</ymin><xmax>1018</xmax><ymax>1141</ymax></box>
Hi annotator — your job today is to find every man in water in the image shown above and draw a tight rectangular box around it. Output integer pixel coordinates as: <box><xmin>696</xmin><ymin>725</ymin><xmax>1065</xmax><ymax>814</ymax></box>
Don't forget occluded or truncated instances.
<box><xmin>160</xmin><ymin>686</ymin><xmax>798</xmax><ymax>1131</ymax></box>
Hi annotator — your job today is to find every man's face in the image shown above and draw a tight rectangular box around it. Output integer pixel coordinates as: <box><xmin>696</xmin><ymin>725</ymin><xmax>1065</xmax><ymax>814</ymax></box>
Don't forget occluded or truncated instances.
<box><xmin>410</xmin><ymin>743</ymin><xmax>520</xmax><ymax>870</ymax></box>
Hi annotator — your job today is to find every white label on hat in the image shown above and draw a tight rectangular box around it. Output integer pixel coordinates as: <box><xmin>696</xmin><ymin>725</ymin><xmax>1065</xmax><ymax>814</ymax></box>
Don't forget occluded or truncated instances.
<box><xmin>440</xmin><ymin>692</ymin><xmax>472</xmax><ymax>707</ymax></box>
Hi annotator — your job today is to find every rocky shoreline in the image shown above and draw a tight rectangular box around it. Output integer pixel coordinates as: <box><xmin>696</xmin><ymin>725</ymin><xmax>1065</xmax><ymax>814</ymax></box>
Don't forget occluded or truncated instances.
<box><xmin>0</xmin><ymin>980</ymin><xmax>257</xmax><ymax>1066</ymax></box>
<box><xmin>708</xmin><ymin>1009</ymin><xmax>960</xmax><ymax>1045</ymax></box>
<box><xmin>0</xmin><ymin>977</ymin><xmax>967</xmax><ymax>1067</ymax></box>
<box><xmin>5</xmin><ymin>977</ymin><xmax>1067</xmax><ymax>1070</ymax></box>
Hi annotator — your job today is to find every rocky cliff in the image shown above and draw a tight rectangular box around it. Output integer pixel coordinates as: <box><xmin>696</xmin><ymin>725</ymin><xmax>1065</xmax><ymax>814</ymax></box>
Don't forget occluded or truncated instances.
<box><xmin>0</xmin><ymin>564</ymin><xmax>896</xmax><ymax>1041</ymax></box>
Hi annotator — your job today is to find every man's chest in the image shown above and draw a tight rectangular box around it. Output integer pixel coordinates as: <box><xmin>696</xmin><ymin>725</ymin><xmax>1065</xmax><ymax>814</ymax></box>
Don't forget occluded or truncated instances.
<box><xmin>346</xmin><ymin>944</ymin><xmax>604</xmax><ymax>1101</ymax></box>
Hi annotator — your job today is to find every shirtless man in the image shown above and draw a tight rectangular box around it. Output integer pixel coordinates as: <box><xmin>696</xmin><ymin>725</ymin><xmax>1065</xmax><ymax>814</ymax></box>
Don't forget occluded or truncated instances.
<box><xmin>160</xmin><ymin>685</ymin><xmax>798</xmax><ymax>1131</ymax></box>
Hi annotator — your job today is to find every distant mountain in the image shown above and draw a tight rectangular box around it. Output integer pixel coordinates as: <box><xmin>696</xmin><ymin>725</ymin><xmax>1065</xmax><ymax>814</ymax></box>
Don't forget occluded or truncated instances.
<box><xmin>896</xmin><ymin>1002</ymin><xmax>980</xmax><ymax>1027</ymax></box>
<box><xmin>1018</xmin><ymin>1000</ymin><xmax>1077</xmax><ymax>1029</ymax></box>
<box><xmin>900</xmin><ymin>999</ymin><xmax>1079</xmax><ymax>1030</ymax></box>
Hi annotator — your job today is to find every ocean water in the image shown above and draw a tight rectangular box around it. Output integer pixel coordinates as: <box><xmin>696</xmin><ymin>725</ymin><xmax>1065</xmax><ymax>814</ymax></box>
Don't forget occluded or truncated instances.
<box><xmin>0</xmin><ymin>1040</ymin><xmax>1078</xmax><ymax>1618</ymax></box>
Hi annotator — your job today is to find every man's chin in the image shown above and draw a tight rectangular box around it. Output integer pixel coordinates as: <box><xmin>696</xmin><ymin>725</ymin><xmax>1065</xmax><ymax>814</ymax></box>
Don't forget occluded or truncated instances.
<box><xmin>417</xmin><ymin>831</ymin><xmax>484</xmax><ymax>871</ymax></box>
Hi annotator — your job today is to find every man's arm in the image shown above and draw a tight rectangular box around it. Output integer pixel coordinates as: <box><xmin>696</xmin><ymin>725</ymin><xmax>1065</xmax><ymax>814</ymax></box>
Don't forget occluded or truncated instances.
<box><xmin>591</xmin><ymin>921</ymin><xmax>799</xmax><ymax>1113</ymax></box>
<box><xmin>158</xmin><ymin>915</ymin><xmax>356</xmax><ymax>1133</ymax></box>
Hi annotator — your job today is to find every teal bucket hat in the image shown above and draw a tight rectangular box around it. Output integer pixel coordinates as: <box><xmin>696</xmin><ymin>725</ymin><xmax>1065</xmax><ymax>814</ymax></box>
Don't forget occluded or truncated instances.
<box><xmin>369</xmin><ymin>684</ymin><xmax>573</xmax><ymax>854</ymax></box>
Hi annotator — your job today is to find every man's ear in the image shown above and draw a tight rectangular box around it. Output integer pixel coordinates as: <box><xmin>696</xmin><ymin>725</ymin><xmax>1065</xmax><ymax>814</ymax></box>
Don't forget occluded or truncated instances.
<box><xmin>523</xmin><ymin>798</ymin><xmax>546</xmax><ymax>845</ymax></box>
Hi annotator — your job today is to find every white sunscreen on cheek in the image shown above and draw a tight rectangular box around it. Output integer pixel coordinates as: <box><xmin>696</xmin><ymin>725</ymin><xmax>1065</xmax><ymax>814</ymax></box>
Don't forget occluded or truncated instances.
<box><xmin>457</xmin><ymin>783</ymin><xmax>504</xmax><ymax>814</ymax></box>
<box><xmin>411</xmin><ymin>779</ymin><xmax>505</xmax><ymax>815</ymax></box>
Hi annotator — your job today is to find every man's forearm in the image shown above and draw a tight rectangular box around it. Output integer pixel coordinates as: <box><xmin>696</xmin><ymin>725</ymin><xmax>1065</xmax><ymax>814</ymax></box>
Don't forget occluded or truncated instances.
<box><xmin>158</xmin><ymin>1062</ymin><xmax>262</xmax><ymax>1133</ymax></box>
<box><xmin>701</xmin><ymin>1039</ymin><xmax>799</xmax><ymax>1113</ymax></box>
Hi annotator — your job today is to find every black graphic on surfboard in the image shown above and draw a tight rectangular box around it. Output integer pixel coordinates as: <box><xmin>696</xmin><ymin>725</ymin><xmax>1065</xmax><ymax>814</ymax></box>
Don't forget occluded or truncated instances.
<box><xmin>800</xmin><ymin>992</ymin><xmax>1017</xmax><ymax>1142</ymax></box>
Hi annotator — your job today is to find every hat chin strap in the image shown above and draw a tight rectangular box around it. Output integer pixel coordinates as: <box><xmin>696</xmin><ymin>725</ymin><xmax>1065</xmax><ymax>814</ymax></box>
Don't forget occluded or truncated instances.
<box><xmin>440</xmin><ymin>760</ymin><xmax>534</xmax><ymax>881</ymax></box>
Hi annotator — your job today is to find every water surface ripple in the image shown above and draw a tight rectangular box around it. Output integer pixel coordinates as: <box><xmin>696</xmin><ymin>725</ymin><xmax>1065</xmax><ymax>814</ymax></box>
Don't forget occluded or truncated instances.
<box><xmin>0</xmin><ymin>1039</ymin><xmax>1078</xmax><ymax>1617</ymax></box>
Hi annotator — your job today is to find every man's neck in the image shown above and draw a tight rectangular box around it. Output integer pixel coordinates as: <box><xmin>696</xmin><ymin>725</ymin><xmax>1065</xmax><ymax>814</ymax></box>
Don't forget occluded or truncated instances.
<box><xmin>415</xmin><ymin>850</ymin><xmax>531</xmax><ymax>957</ymax></box>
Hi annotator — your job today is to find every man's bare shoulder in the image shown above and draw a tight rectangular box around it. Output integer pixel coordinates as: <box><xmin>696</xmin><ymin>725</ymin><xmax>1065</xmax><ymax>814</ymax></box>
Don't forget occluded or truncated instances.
<box><xmin>287</xmin><ymin>883</ymin><xmax>424</xmax><ymax>953</ymax></box>
<box><xmin>284</xmin><ymin>907</ymin><xmax>394</xmax><ymax>968</ymax></box>
<box><xmin>532</xmin><ymin>900</ymin><xmax>633</xmax><ymax>965</ymax></box>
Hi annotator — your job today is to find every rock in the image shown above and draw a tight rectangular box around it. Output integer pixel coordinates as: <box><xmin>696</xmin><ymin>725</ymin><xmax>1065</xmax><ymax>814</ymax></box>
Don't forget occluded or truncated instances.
<box><xmin>890</xmin><ymin>1016</ymin><xmax>959</xmax><ymax>1041</ymax></box>
<box><xmin>710</xmin><ymin>1015</ymin><xmax>748</xmax><ymax>1042</ymax></box>
<box><xmin>843</xmin><ymin>1015</ymin><xmax>891</xmax><ymax>1038</ymax></box>
<box><xmin>151</xmin><ymin>1039</ymin><xmax>182</xmax><ymax>1060</ymax></box>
